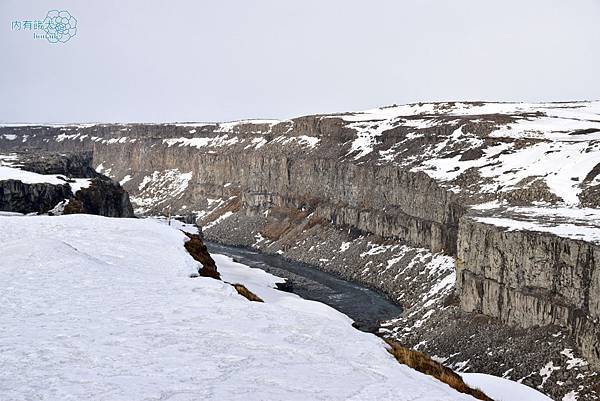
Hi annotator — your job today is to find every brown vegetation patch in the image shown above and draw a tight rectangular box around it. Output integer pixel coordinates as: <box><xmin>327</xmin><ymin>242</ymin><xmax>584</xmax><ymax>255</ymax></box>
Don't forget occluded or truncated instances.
<box><xmin>183</xmin><ymin>232</ymin><xmax>221</xmax><ymax>280</ymax></box>
<box><xmin>384</xmin><ymin>339</ymin><xmax>493</xmax><ymax>401</ymax></box>
<box><xmin>304</xmin><ymin>214</ymin><xmax>328</xmax><ymax>230</ymax></box>
<box><xmin>260</xmin><ymin>206</ymin><xmax>310</xmax><ymax>241</ymax></box>
<box><xmin>182</xmin><ymin>231</ymin><xmax>262</xmax><ymax>302</ymax></box>
<box><xmin>63</xmin><ymin>199</ymin><xmax>84</xmax><ymax>214</ymax></box>
<box><xmin>230</xmin><ymin>283</ymin><xmax>263</xmax><ymax>302</ymax></box>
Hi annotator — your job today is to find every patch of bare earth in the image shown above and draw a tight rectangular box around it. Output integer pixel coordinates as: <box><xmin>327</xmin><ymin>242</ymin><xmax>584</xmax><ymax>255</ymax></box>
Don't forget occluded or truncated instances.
<box><xmin>183</xmin><ymin>232</ymin><xmax>221</xmax><ymax>280</ymax></box>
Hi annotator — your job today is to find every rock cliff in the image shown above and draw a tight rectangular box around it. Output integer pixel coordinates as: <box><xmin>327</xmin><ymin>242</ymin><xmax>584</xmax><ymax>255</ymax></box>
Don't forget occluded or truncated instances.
<box><xmin>66</xmin><ymin>177</ymin><xmax>134</xmax><ymax>217</ymax></box>
<box><xmin>0</xmin><ymin>179</ymin><xmax>73</xmax><ymax>214</ymax></box>
<box><xmin>457</xmin><ymin>217</ymin><xmax>600</xmax><ymax>369</ymax></box>
<box><xmin>0</xmin><ymin>151</ymin><xmax>134</xmax><ymax>217</ymax></box>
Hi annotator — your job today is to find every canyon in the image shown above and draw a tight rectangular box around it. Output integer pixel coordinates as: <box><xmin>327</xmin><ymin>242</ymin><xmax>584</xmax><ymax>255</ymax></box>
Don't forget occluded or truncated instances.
<box><xmin>1</xmin><ymin>101</ymin><xmax>599</xmax><ymax>400</ymax></box>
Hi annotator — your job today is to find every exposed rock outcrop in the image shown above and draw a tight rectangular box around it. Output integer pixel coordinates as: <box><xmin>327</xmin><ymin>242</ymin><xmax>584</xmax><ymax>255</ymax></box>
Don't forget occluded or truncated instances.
<box><xmin>69</xmin><ymin>177</ymin><xmax>134</xmax><ymax>217</ymax></box>
<box><xmin>0</xmin><ymin>151</ymin><xmax>134</xmax><ymax>217</ymax></box>
<box><xmin>457</xmin><ymin>217</ymin><xmax>600</xmax><ymax>368</ymax></box>
<box><xmin>0</xmin><ymin>179</ymin><xmax>72</xmax><ymax>214</ymax></box>
<box><xmin>13</xmin><ymin>151</ymin><xmax>99</xmax><ymax>178</ymax></box>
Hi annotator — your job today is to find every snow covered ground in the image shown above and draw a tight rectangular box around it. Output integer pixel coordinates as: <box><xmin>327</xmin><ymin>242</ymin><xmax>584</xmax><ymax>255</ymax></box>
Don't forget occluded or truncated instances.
<box><xmin>461</xmin><ymin>374</ymin><xmax>552</xmax><ymax>401</ymax></box>
<box><xmin>326</xmin><ymin>101</ymin><xmax>600</xmax><ymax>206</ymax></box>
<box><xmin>0</xmin><ymin>214</ymin><xmax>482</xmax><ymax>401</ymax></box>
<box><xmin>475</xmin><ymin>215</ymin><xmax>600</xmax><ymax>244</ymax></box>
<box><xmin>470</xmin><ymin>204</ymin><xmax>600</xmax><ymax>244</ymax></box>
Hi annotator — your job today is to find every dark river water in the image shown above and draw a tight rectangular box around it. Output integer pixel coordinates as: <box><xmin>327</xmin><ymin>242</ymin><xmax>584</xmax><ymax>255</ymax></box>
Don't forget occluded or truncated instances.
<box><xmin>206</xmin><ymin>241</ymin><xmax>403</xmax><ymax>332</ymax></box>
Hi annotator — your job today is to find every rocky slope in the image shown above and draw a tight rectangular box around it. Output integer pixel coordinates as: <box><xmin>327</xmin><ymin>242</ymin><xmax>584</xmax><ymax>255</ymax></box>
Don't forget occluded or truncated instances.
<box><xmin>1</xmin><ymin>101</ymin><xmax>600</xmax><ymax>400</ymax></box>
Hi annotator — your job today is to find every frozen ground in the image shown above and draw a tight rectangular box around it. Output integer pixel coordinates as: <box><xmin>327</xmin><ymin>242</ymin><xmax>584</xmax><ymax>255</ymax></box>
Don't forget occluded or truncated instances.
<box><xmin>470</xmin><ymin>204</ymin><xmax>600</xmax><ymax>244</ymax></box>
<box><xmin>329</xmin><ymin>101</ymin><xmax>600</xmax><ymax>206</ymax></box>
<box><xmin>0</xmin><ymin>214</ymin><xmax>481</xmax><ymax>401</ymax></box>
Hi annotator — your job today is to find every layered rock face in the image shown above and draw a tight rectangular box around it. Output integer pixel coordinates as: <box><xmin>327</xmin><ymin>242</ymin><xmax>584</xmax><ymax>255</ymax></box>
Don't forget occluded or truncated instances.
<box><xmin>2</xmin><ymin>101</ymin><xmax>600</xmax><ymax>399</ymax></box>
<box><xmin>65</xmin><ymin>177</ymin><xmax>134</xmax><ymax>217</ymax></box>
<box><xmin>0</xmin><ymin>179</ymin><xmax>72</xmax><ymax>214</ymax></box>
<box><xmin>12</xmin><ymin>151</ymin><xmax>99</xmax><ymax>178</ymax></box>
<box><xmin>457</xmin><ymin>217</ymin><xmax>600</xmax><ymax>367</ymax></box>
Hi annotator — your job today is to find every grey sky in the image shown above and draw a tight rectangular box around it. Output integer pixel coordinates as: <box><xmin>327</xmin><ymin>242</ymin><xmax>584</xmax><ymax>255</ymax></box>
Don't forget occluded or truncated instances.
<box><xmin>1</xmin><ymin>0</ymin><xmax>599</xmax><ymax>123</ymax></box>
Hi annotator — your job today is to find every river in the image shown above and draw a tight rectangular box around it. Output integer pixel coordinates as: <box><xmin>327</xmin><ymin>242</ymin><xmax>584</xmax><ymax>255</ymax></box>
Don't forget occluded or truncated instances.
<box><xmin>206</xmin><ymin>241</ymin><xmax>403</xmax><ymax>332</ymax></box>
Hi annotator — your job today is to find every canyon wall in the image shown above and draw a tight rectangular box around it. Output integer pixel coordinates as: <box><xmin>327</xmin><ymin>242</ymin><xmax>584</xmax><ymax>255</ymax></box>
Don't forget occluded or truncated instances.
<box><xmin>457</xmin><ymin>218</ymin><xmax>600</xmax><ymax>366</ymax></box>
<box><xmin>0</xmin><ymin>121</ymin><xmax>465</xmax><ymax>252</ymax></box>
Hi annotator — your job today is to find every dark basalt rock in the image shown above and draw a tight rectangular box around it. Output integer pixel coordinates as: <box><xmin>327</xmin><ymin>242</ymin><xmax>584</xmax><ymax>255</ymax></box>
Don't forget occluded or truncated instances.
<box><xmin>0</xmin><ymin>179</ymin><xmax>72</xmax><ymax>214</ymax></box>
<box><xmin>14</xmin><ymin>151</ymin><xmax>99</xmax><ymax>178</ymax></box>
<box><xmin>275</xmin><ymin>279</ymin><xmax>294</xmax><ymax>293</ymax></box>
<box><xmin>0</xmin><ymin>151</ymin><xmax>134</xmax><ymax>217</ymax></box>
<box><xmin>457</xmin><ymin>217</ymin><xmax>600</xmax><ymax>370</ymax></box>
<box><xmin>69</xmin><ymin>177</ymin><xmax>134</xmax><ymax>217</ymax></box>
<box><xmin>580</xmin><ymin>184</ymin><xmax>600</xmax><ymax>208</ymax></box>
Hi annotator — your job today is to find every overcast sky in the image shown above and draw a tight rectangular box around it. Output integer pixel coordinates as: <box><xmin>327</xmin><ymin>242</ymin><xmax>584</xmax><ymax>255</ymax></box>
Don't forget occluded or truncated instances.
<box><xmin>1</xmin><ymin>0</ymin><xmax>599</xmax><ymax>123</ymax></box>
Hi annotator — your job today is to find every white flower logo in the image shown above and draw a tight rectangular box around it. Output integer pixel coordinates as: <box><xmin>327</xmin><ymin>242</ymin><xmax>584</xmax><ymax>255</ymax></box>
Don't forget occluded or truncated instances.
<box><xmin>43</xmin><ymin>10</ymin><xmax>77</xmax><ymax>43</ymax></box>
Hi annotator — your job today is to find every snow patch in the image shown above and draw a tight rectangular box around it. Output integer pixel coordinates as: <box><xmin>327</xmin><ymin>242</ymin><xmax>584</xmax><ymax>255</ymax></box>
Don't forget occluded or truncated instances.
<box><xmin>474</xmin><ymin>216</ymin><xmax>600</xmax><ymax>244</ymax></box>
<box><xmin>0</xmin><ymin>165</ymin><xmax>90</xmax><ymax>194</ymax></box>
<box><xmin>119</xmin><ymin>174</ymin><xmax>132</xmax><ymax>186</ymax></box>
<box><xmin>131</xmin><ymin>169</ymin><xmax>193</xmax><ymax>214</ymax></box>
<box><xmin>461</xmin><ymin>373</ymin><xmax>552</xmax><ymax>401</ymax></box>
<box><xmin>204</xmin><ymin>211</ymin><xmax>234</xmax><ymax>230</ymax></box>
<box><xmin>163</xmin><ymin>135</ymin><xmax>240</xmax><ymax>149</ymax></box>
